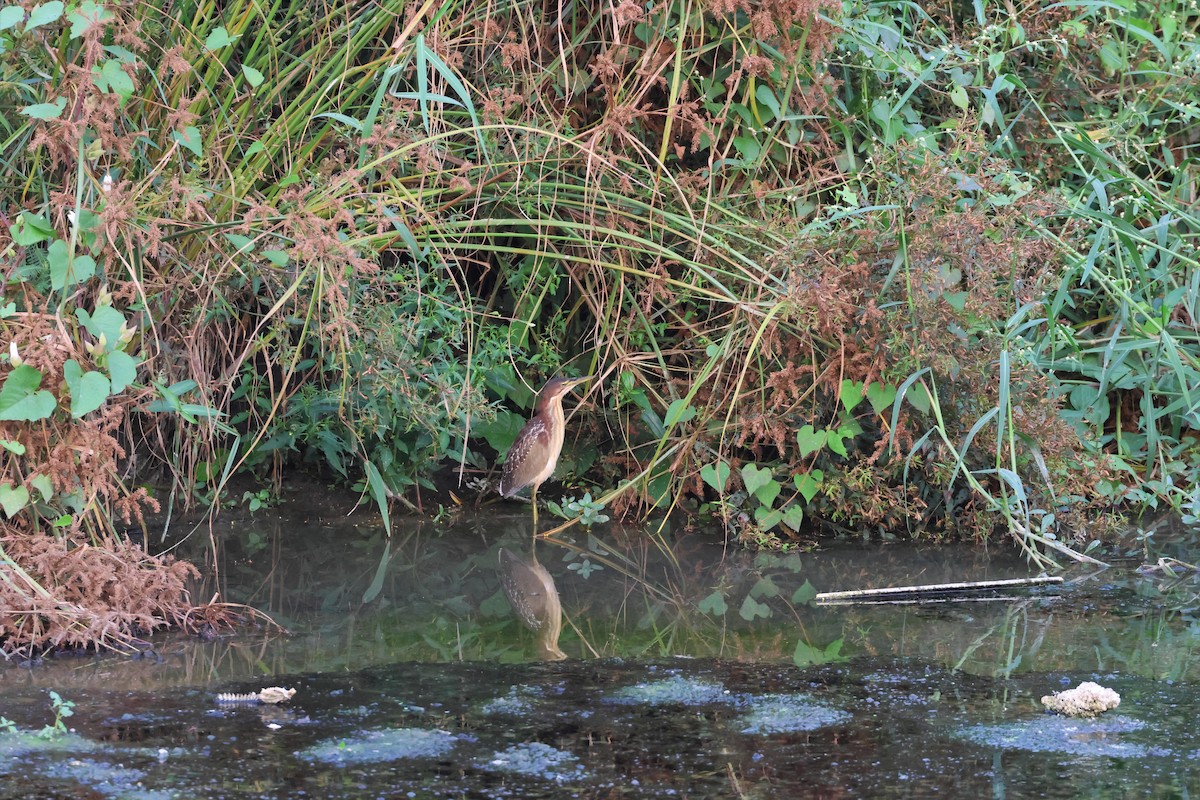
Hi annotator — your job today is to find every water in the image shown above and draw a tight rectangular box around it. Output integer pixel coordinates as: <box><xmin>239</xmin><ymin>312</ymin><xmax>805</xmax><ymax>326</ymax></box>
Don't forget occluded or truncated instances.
<box><xmin>2</xmin><ymin>483</ymin><xmax>1199</xmax><ymax>797</ymax></box>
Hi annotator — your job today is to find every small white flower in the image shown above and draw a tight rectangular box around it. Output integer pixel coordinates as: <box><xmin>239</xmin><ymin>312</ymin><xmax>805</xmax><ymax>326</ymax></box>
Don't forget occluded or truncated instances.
<box><xmin>8</xmin><ymin>341</ymin><xmax>20</xmax><ymax>366</ymax></box>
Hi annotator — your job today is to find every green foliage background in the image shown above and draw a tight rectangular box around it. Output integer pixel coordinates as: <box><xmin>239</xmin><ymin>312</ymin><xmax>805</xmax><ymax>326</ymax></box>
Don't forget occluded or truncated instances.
<box><xmin>1</xmin><ymin>0</ymin><xmax>1198</xmax><ymax>564</ymax></box>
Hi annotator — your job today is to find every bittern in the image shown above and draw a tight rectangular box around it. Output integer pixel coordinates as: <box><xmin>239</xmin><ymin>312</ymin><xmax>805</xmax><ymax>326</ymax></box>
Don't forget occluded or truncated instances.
<box><xmin>498</xmin><ymin>375</ymin><xmax>590</xmax><ymax>534</ymax></box>
<box><xmin>498</xmin><ymin>547</ymin><xmax>566</xmax><ymax>661</ymax></box>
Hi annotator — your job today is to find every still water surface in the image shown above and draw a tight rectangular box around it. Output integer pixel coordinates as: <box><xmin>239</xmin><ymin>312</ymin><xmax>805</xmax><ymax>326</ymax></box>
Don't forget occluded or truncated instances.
<box><xmin>1</xmin><ymin>495</ymin><xmax>1198</xmax><ymax>797</ymax></box>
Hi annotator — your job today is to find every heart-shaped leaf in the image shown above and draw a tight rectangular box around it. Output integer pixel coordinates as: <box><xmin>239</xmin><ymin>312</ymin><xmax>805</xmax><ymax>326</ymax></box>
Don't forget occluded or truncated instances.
<box><xmin>840</xmin><ymin>379</ymin><xmax>866</xmax><ymax>412</ymax></box>
<box><xmin>791</xmin><ymin>579</ymin><xmax>817</xmax><ymax>605</ymax></box>
<box><xmin>739</xmin><ymin>595</ymin><xmax>770</xmax><ymax>621</ymax></box>
<box><xmin>741</xmin><ymin>463</ymin><xmax>772</xmax><ymax>498</ymax></box>
<box><xmin>0</xmin><ymin>483</ymin><xmax>30</xmax><ymax>518</ymax></box>
<box><xmin>664</xmin><ymin>398</ymin><xmax>696</xmax><ymax>427</ymax></box>
<box><xmin>794</xmin><ymin>469</ymin><xmax>824</xmax><ymax>503</ymax></box>
<box><xmin>827</xmin><ymin>430</ymin><xmax>848</xmax><ymax>457</ymax></box>
<box><xmin>0</xmin><ymin>365</ymin><xmax>57</xmax><ymax>421</ymax></box>
<box><xmin>700</xmin><ymin>461</ymin><xmax>731</xmax><ymax>493</ymax></box>
<box><xmin>781</xmin><ymin>505</ymin><xmax>804</xmax><ymax>531</ymax></box>
<box><xmin>796</xmin><ymin>424</ymin><xmax>827</xmax><ymax>457</ymax></box>
<box><xmin>698</xmin><ymin>590</ymin><xmax>728</xmax><ymax>617</ymax></box>
<box><xmin>754</xmin><ymin>505</ymin><xmax>782</xmax><ymax>529</ymax></box>
<box><xmin>64</xmin><ymin>359</ymin><xmax>110</xmax><ymax>417</ymax></box>
<box><xmin>749</xmin><ymin>576</ymin><xmax>780</xmax><ymax>599</ymax></box>
<box><xmin>866</xmin><ymin>382</ymin><xmax>897</xmax><ymax>415</ymax></box>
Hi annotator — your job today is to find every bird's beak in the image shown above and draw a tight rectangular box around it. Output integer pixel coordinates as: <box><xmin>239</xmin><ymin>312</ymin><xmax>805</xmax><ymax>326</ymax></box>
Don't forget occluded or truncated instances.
<box><xmin>565</xmin><ymin>376</ymin><xmax>592</xmax><ymax>390</ymax></box>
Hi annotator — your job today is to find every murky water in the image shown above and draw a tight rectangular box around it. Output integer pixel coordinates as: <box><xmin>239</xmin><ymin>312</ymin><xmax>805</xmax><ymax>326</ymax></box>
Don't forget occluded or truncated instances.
<box><xmin>2</xmin><ymin>485</ymin><xmax>1199</xmax><ymax>797</ymax></box>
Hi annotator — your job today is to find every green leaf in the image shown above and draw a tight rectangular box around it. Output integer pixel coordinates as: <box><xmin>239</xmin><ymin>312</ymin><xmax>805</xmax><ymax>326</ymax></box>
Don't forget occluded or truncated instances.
<box><xmin>780</xmin><ymin>505</ymin><xmax>804</xmax><ymax>531</ymax></box>
<box><xmin>106</xmin><ymin>350</ymin><xmax>137</xmax><ymax>392</ymax></box>
<box><xmin>363</xmin><ymin>459</ymin><xmax>392</xmax><ymax>537</ymax></box>
<box><xmin>1</xmin><ymin>439</ymin><xmax>26</xmax><ymax>455</ymax></box>
<box><xmin>476</xmin><ymin>410</ymin><xmax>524</xmax><ymax>454</ymax></box>
<box><xmin>754</xmin><ymin>506</ymin><xmax>782</xmax><ymax>529</ymax></box>
<box><xmin>950</xmin><ymin>84</ymin><xmax>969</xmax><ymax>110</ymax></box>
<box><xmin>866</xmin><ymin>382</ymin><xmax>897</xmax><ymax>415</ymax></box>
<box><xmin>94</xmin><ymin>59</ymin><xmax>135</xmax><ymax>102</ymax></box>
<box><xmin>10</xmin><ymin>212</ymin><xmax>54</xmax><ymax>245</ymax></box>
<box><xmin>241</xmin><ymin>64</ymin><xmax>264</xmax><ymax>87</ymax></box>
<box><xmin>262</xmin><ymin>249</ymin><xmax>289</xmax><ymax>266</ymax></box>
<box><xmin>796</xmin><ymin>424</ymin><xmax>826</xmax><ymax>457</ymax></box>
<box><xmin>793</xmin><ymin>637</ymin><xmax>844</xmax><ymax>666</ymax></box>
<box><xmin>698</xmin><ymin>590</ymin><xmax>727</xmax><ymax>617</ymax></box>
<box><xmin>173</xmin><ymin>126</ymin><xmax>202</xmax><ymax>158</ymax></box>
<box><xmin>68</xmin><ymin>1</ymin><xmax>112</xmax><ymax>38</ymax></box>
<box><xmin>20</xmin><ymin>98</ymin><xmax>67</xmax><ymax>119</ymax></box>
<box><xmin>0</xmin><ymin>365</ymin><xmax>57</xmax><ymax>421</ymax></box>
<box><xmin>204</xmin><ymin>26</ymin><xmax>237</xmax><ymax>49</ymax></box>
<box><xmin>739</xmin><ymin>595</ymin><xmax>770</xmax><ymax>621</ymax></box>
<box><xmin>0</xmin><ymin>6</ymin><xmax>25</xmax><ymax>31</ymax></box>
<box><xmin>28</xmin><ymin>1</ymin><xmax>65</xmax><ymax>30</ymax></box>
<box><xmin>906</xmin><ymin>383</ymin><xmax>932</xmax><ymax>413</ymax></box>
<box><xmin>64</xmin><ymin>359</ymin><xmax>110</xmax><ymax>417</ymax></box>
<box><xmin>794</xmin><ymin>469</ymin><xmax>824</xmax><ymax>503</ymax></box>
<box><xmin>749</xmin><ymin>576</ymin><xmax>780</xmax><ymax>599</ymax></box>
<box><xmin>741</xmin><ymin>463</ymin><xmax>772</xmax><ymax>498</ymax></box>
<box><xmin>700</xmin><ymin>461</ymin><xmax>731</xmax><ymax>493</ymax></box>
<box><xmin>664</xmin><ymin>398</ymin><xmax>695</xmax><ymax>427</ymax></box>
<box><xmin>791</xmin><ymin>580</ymin><xmax>817</xmax><ymax>605</ymax></box>
<box><xmin>827</xmin><ymin>429</ymin><xmax>848</xmax><ymax>457</ymax></box>
<box><xmin>839</xmin><ymin>379</ymin><xmax>865</xmax><ymax>412</ymax></box>
<box><xmin>225</xmin><ymin>232</ymin><xmax>255</xmax><ymax>253</ymax></box>
<box><xmin>48</xmin><ymin>239</ymin><xmax>97</xmax><ymax>290</ymax></box>
<box><xmin>0</xmin><ymin>484</ymin><xmax>30</xmax><ymax>518</ymax></box>
<box><xmin>29</xmin><ymin>473</ymin><xmax>54</xmax><ymax>502</ymax></box>
<box><xmin>0</xmin><ymin>303</ymin><xmax>14</xmax><ymax>318</ymax></box>
<box><xmin>77</xmin><ymin>306</ymin><xmax>125</xmax><ymax>350</ymax></box>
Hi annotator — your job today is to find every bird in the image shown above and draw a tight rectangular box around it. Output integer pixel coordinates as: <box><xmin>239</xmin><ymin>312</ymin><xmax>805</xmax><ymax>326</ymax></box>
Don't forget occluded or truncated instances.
<box><xmin>498</xmin><ymin>547</ymin><xmax>566</xmax><ymax>661</ymax></box>
<box><xmin>498</xmin><ymin>375</ymin><xmax>590</xmax><ymax>535</ymax></box>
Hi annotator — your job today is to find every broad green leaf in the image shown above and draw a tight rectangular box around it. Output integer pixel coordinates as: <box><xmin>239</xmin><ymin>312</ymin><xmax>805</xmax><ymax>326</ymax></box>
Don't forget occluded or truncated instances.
<box><xmin>64</xmin><ymin>359</ymin><xmax>110</xmax><ymax>417</ymax></box>
<box><xmin>29</xmin><ymin>473</ymin><xmax>54</xmax><ymax>502</ymax></box>
<box><xmin>48</xmin><ymin>239</ymin><xmax>97</xmax><ymax>290</ymax></box>
<box><xmin>77</xmin><ymin>306</ymin><xmax>125</xmax><ymax>350</ymax></box>
<box><xmin>794</xmin><ymin>469</ymin><xmax>824</xmax><ymax>503</ymax></box>
<box><xmin>225</xmin><ymin>233</ymin><xmax>255</xmax><ymax>253</ymax></box>
<box><xmin>0</xmin><ymin>484</ymin><xmax>29</xmax><ymax>518</ymax></box>
<box><xmin>1</xmin><ymin>439</ymin><xmax>26</xmax><ymax>455</ymax></box>
<box><xmin>698</xmin><ymin>590</ymin><xmax>727</xmax><ymax>617</ymax></box>
<box><xmin>793</xmin><ymin>637</ymin><xmax>844</xmax><ymax>666</ymax></box>
<box><xmin>106</xmin><ymin>350</ymin><xmax>137</xmax><ymax>392</ymax></box>
<box><xmin>0</xmin><ymin>6</ymin><xmax>24</xmax><ymax>30</ymax></box>
<box><xmin>242</xmin><ymin>64</ymin><xmax>264</xmax><ymax>87</ymax></box>
<box><xmin>0</xmin><ymin>303</ymin><xmax>13</xmax><ymax>318</ymax></box>
<box><xmin>741</xmin><ymin>463</ymin><xmax>773</xmax><ymax>498</ymax></box>
<box><xmin>0</xmin><ymin>364</ymin><xmax>57</xmax><ymax>421</ymax></box>
<box><xmin>173</xmin><ymin>126</ymin><xmax>202</xmax><ymax>158</ymax></box>
<box><xmin>664</xmin><ymin>398</ymin><xmax>695</xmax><ymax>427</ymax></box>
<box><xmin>28</xmin><ymin>1</ymin><xmax>65</xmax><ymax>30</ymax></box>
<box><xmin>262</xmin><ymin>249</ymin><xmax>289</xmax><ymax>266</ymax></box>
<box><xmin>950</xmin><ymin>84</ymin><xmax>969</xmax><ymax>110</ymax></box>
<box><xmin>749</xmin><ymin>576</ymin><xmax>780</xmax><ymax>599</ymax></box>
<box><xmin>204</xmin><ymin>26</ymin><xmax>237</xmax><ymax>49</ymax></box>
<box><xmin>791</xmin><ymin>579</ymin><xmax>817</xmax><ymax>604</ymax></box>
<box><xmin>363</xmin><ymin>459</ymin><xmax>392</xmax><ymax>536</ymax></box>
<box><xmin>20</xmin><ymin>98</ymin><xmax>67</xmax><ymax>119</ymax></box>
<box><xmin>94</xmin><ymin>59</ymin><xmax>135</xmax><ymax>102</ymax></box>
<box><xmin>10</xmin><ymin>212</ymin><xmax>54</xmax><ymax>245</ymax></box>
<box><xmin>739</xmin><ymin>595</ymin><xmax>770</xmax><ymax>621</ymax></box>
<box><xmin>754</xmin><ymin>506</ymin><xmax>782</xmax><ymax>529</ymax></box>
<box><xmin>839</xmin><ymin>379</ymin><xmax>866</xmax><ymax>412</ymax></box>
<box><xmin>68</xmin><ymin>1</ymin><xmax>112</xmax><ymax>37</ymax></box>
<box><xmin>700</xmin><ymin>461</ymin><xmax>731</xmax><ymax>493</ymax></box>
<box><xmin>796</xmin><ymin>424</ymin><xmax>826</xmax><ymax>457</ymax></box>
<box><xmin>781</xmin><ymin>505</ymin><xmax>804</xmax><ymax>531</ymax></box>
<box><xmin>827</xmin><ymin>429</ymin><xmax>848</xmax><ymax>457</ymax></box>
<box><xmin>866</xmin><ymin>382</ymin><xmax>897</xmax><ymax>415</ymax></box>
<box><xmin>476</xmin><ymin>410</ymin><xmax>524</xmax><ymax>454</ymax></box>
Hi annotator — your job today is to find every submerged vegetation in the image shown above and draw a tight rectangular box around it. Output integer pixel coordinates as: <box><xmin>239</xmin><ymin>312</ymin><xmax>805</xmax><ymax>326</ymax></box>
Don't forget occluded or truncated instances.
<box><xmin>1</xmin><ymin>0</ymin><xmax>1199</xmax><ymax>651</ymax></box>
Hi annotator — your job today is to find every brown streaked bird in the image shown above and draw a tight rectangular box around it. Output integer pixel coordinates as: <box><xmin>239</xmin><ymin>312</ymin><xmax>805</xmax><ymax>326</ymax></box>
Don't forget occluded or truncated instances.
<box><xmin>498</xmin><ymin>547</ymin><xmax>566</xmax><ymax>661</ymax></box>
<box><xmin>499</xmin><ymin>375</ymin><xmax>590</xmax><ymax>534</ymax></box>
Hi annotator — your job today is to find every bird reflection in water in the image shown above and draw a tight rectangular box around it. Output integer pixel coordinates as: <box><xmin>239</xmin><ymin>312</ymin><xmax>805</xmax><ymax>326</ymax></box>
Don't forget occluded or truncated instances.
<box><xmin>498</xmin><ymin>546</ymin><xmax>566</xmax><ymax>661</ymax></box>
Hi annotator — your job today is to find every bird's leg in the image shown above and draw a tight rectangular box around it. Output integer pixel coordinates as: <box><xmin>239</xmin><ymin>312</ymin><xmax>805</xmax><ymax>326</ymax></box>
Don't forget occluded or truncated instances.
<box><xmin>531</xmin><ymin>484</ymin><xmax>539</xmax><ymax>545</ymax></box>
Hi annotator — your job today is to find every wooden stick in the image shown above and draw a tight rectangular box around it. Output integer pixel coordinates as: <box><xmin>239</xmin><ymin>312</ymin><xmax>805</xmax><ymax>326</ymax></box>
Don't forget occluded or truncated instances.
<box><xmin>814</xmin><ymin>575</ymin><xmax>1063</xmax><ymax>604</ymax></box>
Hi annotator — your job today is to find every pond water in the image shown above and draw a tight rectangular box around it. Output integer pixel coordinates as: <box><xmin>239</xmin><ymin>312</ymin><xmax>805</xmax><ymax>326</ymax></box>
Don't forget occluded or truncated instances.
<box><xmin>2</xmin><ymin>485</ymin><xmax>1199</xmax><ymax>798</ymax></box>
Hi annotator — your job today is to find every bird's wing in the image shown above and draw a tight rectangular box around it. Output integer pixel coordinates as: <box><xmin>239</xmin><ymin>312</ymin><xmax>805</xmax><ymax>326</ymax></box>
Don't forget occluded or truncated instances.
<box><xmin>499</xmin><ymin>417</ymin><xmax>550</xmax><ymax>496</ymax></box>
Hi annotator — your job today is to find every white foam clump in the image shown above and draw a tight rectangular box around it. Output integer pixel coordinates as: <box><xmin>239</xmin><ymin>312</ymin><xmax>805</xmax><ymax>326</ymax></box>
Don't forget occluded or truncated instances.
<box><xmin>1040</xmin><ymin>681</ymin><xmax>1120</xmax><ymax>717</ymax></box>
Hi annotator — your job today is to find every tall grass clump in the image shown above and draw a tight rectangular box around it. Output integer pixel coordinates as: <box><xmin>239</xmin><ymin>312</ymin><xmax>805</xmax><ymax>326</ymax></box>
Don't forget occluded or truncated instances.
<box><xmin>1</xmin><ymin>0</ymin><xmax>1198</xmax><ymax>658</ymax></box>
